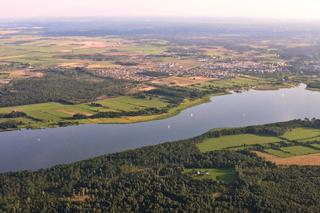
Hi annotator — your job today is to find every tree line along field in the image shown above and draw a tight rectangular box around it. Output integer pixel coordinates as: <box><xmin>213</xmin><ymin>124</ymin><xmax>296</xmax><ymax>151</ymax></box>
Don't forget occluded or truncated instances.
<box><xmin>196</xmin><ymin>124</ymin><xmax>320</xmax><ymax>165</ymax></box>
<box><xmin>1</xmin><ymin>119</ymin><xmax>320</xmax><ymax>212</ymax></box>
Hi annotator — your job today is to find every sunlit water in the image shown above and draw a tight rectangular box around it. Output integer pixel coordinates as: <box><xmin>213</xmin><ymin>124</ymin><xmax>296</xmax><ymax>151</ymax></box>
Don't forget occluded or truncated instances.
<box><xmin>1</xmin><ymin>84</ymin><xmax>320</xmax><ymax>172</ymax></box>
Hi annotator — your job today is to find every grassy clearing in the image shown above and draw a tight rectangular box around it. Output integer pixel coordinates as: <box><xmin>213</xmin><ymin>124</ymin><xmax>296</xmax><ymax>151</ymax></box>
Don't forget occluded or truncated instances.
<box><xmin>184</xmin><ymin>168</ymin><xmax>236</xmax><ymax>183</ymax></box>
<box><xmin>282</xmin><ymin>128</ymin><xmax>320</xmax><ymax>141</ymax></box>
<box><xmin>197</xmin><ymin>134</ymin><xmax>281</xmax><ymax>152</ymax></box>
<box><xmin>280</xmin><ymin>146</ymin><xmax>319</xmax><ymax>156</ymax></box>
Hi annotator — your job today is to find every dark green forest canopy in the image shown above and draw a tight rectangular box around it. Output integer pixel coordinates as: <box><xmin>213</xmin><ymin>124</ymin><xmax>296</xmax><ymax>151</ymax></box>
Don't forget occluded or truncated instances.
<box><xmin>1</xmin><ymin>119</ymin><xmax>320</xmax><ymax>212</ymax></box>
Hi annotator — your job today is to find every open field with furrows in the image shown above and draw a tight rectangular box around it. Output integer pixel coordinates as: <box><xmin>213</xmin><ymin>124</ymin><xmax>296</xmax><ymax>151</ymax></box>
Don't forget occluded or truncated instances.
<box><xmin>197</xmin><ymin>127</ymin><xmax>320</xmax><ymax>165</ymax></box>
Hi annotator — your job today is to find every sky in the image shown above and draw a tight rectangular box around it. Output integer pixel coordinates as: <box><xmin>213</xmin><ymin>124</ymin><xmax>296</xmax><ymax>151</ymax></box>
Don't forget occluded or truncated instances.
<box><xmin>0</xmin><ymin>0</ymin><xmax>320</xmax><ymax>20</ymax></box>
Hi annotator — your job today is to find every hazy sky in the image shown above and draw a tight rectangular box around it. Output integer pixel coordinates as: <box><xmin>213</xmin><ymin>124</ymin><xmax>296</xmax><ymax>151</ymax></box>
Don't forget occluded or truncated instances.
<box><xmin>1</xmin><ymin>0</ymin><xmax>320</xmax><ymax>20</ymax></box>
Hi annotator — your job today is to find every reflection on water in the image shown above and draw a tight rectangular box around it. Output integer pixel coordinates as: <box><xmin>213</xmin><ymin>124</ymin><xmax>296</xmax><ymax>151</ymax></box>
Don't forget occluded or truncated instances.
<box><xmin>1</xmin><ymin>84</ymin><xmax>320</xmax><ymax>172</ymax></box>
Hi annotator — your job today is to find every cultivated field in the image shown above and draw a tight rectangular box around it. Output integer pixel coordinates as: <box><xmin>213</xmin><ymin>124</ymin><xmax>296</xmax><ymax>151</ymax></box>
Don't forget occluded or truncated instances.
<box><xmin>256</xmin><ymin>152</ymin><xmax>320</xmax><ymax>166</ymax></box>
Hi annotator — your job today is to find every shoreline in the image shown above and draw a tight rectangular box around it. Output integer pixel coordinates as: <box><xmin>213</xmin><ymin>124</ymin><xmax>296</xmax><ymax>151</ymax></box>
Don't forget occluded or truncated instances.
<box><xmin>0</xmin><ymin>82</ymin><xmax>298</xmax><ymax>133</ymax></box>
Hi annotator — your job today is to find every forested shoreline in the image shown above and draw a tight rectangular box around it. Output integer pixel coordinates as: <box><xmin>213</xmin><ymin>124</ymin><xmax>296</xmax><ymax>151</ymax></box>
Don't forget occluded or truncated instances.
<box><xmin>1</xmin><ymin>119</ymin><xmax>320</xmax><ymax>212</ymax></box>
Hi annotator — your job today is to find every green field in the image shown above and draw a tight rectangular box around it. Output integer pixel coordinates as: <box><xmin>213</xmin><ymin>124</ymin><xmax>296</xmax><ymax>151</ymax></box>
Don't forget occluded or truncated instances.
<box><xmin>282</xmin><ymin>128</ymin><xmax>320</xmax><ymax>141</ymax></box>
<box><xmin>0</xmin><ymin>96</ymin><xmax>169</xmax><ymax>128</ymax></box>
<box><xmin>184</xmin><ymin>168</ymin><xmax>236</xmax><ymax>183</ymax></box>
<box><xmin>0</xmin><ymin>96</ymin><xmax>167</xmax><ymax>118</ymax></box>
<box><xmin>197</xmin><ymin>128</ymin><xmax>320</xmax><ymax>157</ymax></box>
<box><xmin>301</xmin><ymin>136</ymin><xmax>320</xmax><ymax>142</ymax></box>
<box><xmin>264</xmin><ymin>148</ymin><xmax>292</xmax><ymax>157</ymax></box>
<box><xmin>197</xmin><ymin>134</ymin><xmax>281</xmax><ymax>152</ymax></box>
<box><xmin>311</xmin><ymin>143</ymin><xmax>320</xmax><ymax>149</ymax></box>
<box><xmin>280</xmin><ymin>146</ymin><xmax>319</xmax><ymax>156</ymax></box>
<box><xmin>0</xmin><ymin>93</ymin><xmax>214</xmax><ymax>130</ymax></box>
<box><xmin>193</xmin><ymin>75</ymin><xmax>288</xmax><ymax>92</ymax></box>
<box><xmin>194</xmin><ymin>76</ymin><xmax>265</xmax><ymax>91</ymax></box>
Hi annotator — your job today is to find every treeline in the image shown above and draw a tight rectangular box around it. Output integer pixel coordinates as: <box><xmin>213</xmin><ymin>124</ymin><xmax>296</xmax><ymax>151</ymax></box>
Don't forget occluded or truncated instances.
<box><xmin>0</xmin><ymin>111</ymin><xmax>27</xmax><ymax>118</ymax></box>
<box><xmin>307</xmin><ymin>81</ymin><xmax>320</xmax><ymax>89</ymax></box>
<box><xmin>0</xmin><ymin>120</ymin><xmax>23</xmax><ymax>130</ymax></box>
<box><xmin>0</xmin><ymin>119</ymin><xmax>319</xmax><ymax>212</ymax></box>
<box><xmin>146</xmin><ymin>86</ymin><xmax>207</xmax><ymax>105</ymax></box>
<box><xmin>0</xmin><ymin>111</ymin><xmax>41</xmax><ymax>130</ymax></box>
<box><xmin>0</xmin><ymin>111</ymin><xmax>27</xmax><ymax>130</ymax></box>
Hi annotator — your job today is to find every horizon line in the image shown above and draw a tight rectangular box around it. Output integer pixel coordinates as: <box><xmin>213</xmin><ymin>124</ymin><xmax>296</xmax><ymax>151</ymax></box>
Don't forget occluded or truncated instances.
<box><xmin>1</xmin><ymin>16</ymin><xmax>320</xmax><ymax>22</ymax></box>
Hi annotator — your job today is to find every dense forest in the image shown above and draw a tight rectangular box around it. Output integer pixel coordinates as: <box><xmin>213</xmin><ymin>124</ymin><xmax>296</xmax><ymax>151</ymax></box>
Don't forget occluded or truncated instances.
<box><xmin>1</xmin><ymin>119</ymin><xmax>320</xmax><ymax>212</ymax></box>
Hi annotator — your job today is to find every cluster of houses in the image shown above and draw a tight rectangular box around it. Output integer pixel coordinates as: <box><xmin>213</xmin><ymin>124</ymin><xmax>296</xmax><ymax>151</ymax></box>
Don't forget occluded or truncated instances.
<box><xmin>79</xmin><ymin>47</ymin><xmax>289</xmax><ymax>82</ymax></box>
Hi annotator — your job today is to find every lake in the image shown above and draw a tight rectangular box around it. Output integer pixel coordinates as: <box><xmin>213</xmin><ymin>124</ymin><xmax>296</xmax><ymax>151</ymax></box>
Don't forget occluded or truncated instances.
<box><xmin>1</xmin><ymin>84</ymin><xmax>320</xmax><ymax>172</ymax></box>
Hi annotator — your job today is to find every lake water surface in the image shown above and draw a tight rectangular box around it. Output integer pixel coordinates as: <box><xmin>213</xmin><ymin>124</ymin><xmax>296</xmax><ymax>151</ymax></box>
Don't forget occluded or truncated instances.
<box><xmin>1</xmin><ymin>84</ymin><xmax>320</xmax><ymax>172</ymax></box>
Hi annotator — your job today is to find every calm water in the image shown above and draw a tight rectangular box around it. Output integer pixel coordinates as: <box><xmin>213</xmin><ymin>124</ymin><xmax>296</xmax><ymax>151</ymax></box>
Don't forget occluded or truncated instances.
<box><xmin>1</xmin><ymin>84</ymin><xmax>320</xmax><ymax>172</ymax></box>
